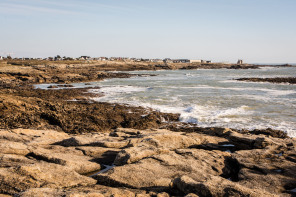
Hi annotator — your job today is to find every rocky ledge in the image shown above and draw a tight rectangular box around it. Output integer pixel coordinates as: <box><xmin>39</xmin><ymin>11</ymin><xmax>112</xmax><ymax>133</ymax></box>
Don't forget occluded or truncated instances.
<box><xmin>236</xmin><ymin>77</ymin><xmax>296</xmax><ymax>84</ymax></box>
<box><xmin>0</xmin><ymin>61</ymin><xmax>296</xmax><ymax>196</ymax></box>
<box><xmin>0</xmin><ymin>127</ymin><xmax>295</xmax><ymax>196</ymax></box>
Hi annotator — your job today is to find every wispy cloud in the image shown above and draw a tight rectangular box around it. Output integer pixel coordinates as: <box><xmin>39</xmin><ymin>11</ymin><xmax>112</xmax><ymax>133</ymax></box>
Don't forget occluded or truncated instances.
<box><xmin>0</xmin><ymin>2</ymin><xmax>78</xmax><ymax>15</ymax></box>
<box><xmin>35</xmin><ymin>0</ymin><xmax>133</xmax><ymax>11</ymax></box>
<box><xmin>0</xmin><ymin>0</ymin><xmax>134</xmax><ymax>16</ymax></box>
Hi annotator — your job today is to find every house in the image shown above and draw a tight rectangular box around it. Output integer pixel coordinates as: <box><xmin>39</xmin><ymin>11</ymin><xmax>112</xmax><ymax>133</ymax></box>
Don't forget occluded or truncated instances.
<box><xmin>98</xmin><ymin>57</ymin><xmax>108</xmax><ymax>61</ymax></box>
<box><xmin>80</xmin><ymin>56</ymin><xmax>91</xmax><ymax>60</ymax></box>
<box><xmin>172</xmin><ymin>59</ymin><xmax>190</xmax><ymax>63</ymax></box>
<box><xmin>150</xmin><ymin>59</ymin><xmax>163</xmax><ymax>63</ymax></box>
<box><xmin>190</xmin><ymin>59</ymin><xmax>202</xmax><ymax>63</ymax></box>
<box><xmin>237</xmin><ymin>59</ymin><xmax>243</xmax><ymax>64</ymax></box>
<box><xmin>0</xmin><ymin>56</ymin><xmax>3</xmax><ymax>60</ymax></box>
<box><xmin>201</xmin><ymin>60</ymin><xmax>212</xmax><ymax>64</ymax></box>
<box><xmin>141</xmin><ymin>59</ymin><xmax>150</xmax><ymax>62</ymax></box>
<box><xmin>163</xmin><ymin>58</ymin><xmax>173</xmax><ymax>63</ymax></box>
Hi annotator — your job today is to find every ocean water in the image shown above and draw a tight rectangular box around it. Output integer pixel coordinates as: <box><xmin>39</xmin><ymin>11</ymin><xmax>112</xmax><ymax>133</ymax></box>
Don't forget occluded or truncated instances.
<box><xmin>35</xmin><ymin>67</ymin><xmax>296</xmax><ymax>137</ymax></box>
<box><xmin>87</xmin><ymin>67</ymin><xmax>296</xmax><ymax>137</ymax></box>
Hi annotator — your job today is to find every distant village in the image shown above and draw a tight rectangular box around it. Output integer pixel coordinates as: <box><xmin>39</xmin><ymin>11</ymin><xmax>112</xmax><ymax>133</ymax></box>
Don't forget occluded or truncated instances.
<box><xmin>0</xmin><ymin>55</ymin><xmax>213</xmax><ymax>64</ymax></box>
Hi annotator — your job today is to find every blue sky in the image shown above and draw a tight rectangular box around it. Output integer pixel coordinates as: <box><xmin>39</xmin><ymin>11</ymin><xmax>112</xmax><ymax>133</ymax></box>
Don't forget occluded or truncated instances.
<box><xmin>0</xmin><ymin>0</ymin><xmax>295</xmax><ymax>63</ymax></box>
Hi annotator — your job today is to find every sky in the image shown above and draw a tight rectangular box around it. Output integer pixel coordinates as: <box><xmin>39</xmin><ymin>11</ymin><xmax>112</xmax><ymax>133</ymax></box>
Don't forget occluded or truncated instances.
<box><xmin>0</xmin><ymin>0</ymin><xmax>295</xmax><ymax>63</ymax></box>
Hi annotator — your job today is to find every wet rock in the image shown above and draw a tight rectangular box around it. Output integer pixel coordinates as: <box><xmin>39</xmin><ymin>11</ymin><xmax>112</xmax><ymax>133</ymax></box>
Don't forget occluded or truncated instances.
<box><xmin>249</xmin><ymin>128</ymin><xmax>288</xmax><ymax>139</ymax></box>
<box><xmin>57</xmin><ymin>84</ymin><xmax>74</xmax><ymax>88</ymax></box>
<box><xmin>47</xmin><ymin>85</ymin><xmax>58</xmax><ymax>89</ymax></box>
<box><xmin>228</xmin><ymin>65</ymin><xmax>259</xmax><ymax>69</ymax></box>
<box><xmin>0</xmin><ymin>88</ymin><xmax>179</xmax><ymax>134</ymax></box>
<box><xmin>236</xmin><ymin>77</ymin><xmax>296</xmax><ymax>84</ymax></box>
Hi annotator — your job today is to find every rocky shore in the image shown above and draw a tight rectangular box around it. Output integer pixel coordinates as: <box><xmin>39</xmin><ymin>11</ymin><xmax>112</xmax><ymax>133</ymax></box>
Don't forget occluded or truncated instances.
<box><xmin>0</xmin><ymin>61</ymin><xmax>295</xmax><ymax>196</ymax></box>
<box><xmin>1</xmin><ymin>127</ymin><xmax>296</xmax><ymax>196</ymax></box>
<box><xmin>236</xmin><ymin>77</ymin><xmax>296</xmax><ymax>84</ymax></box>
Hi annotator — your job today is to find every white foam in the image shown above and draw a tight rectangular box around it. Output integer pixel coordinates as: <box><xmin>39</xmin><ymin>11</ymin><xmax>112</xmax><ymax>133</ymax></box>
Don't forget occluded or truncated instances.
<box><xmin>178</xmin><ymin>105</ymin><xmax>253</xmax><ymax>126</ymax></box>
<box><xmin>86</xmin><ymin>68</ymin><xmax>296</xmax><ymax>137</ymax></box>
<box><xmin>259</xmin><ymin>66</ymin><xmax>276</xmax><ymax>70</ymax></box>
<box><xmin>89</xmin><ymin>86</ymin><xmax>147</xmax><ymax>100</ymax></box>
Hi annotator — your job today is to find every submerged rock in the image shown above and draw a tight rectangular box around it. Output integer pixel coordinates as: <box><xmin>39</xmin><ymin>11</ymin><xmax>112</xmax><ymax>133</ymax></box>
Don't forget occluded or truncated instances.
<box><xmin>236</xmin><ymin>77</ymin><xmax>296</xmax><ymax>84</ymax></box>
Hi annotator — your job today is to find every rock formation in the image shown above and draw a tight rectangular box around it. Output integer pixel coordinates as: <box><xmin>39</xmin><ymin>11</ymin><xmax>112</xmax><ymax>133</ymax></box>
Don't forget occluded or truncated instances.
<box><xmin>0</xmin><ymin>127</ymin><xmax>295</xmax><ymax>196</ymax></box>
<box><xmin>0</xmin><ymin>60</ymin><xmax>295</xmax><ymax>196</ymax></box>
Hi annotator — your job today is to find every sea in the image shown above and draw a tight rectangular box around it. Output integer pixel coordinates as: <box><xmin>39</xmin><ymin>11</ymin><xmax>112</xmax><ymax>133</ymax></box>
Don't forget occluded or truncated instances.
<box><xmin>36</xmin><ymin>66</ymin><xmax>296</xmax><ymax>137</ymax></box>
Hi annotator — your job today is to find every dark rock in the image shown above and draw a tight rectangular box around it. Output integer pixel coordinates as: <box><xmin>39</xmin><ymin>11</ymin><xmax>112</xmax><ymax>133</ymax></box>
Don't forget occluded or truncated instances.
<box><xmin>236</xmin><ymin>77</ymin><xmax>296</xmax><ymax>84</ymax></box>
<box><xmin>47</xmin><ymin>85</ymin><xmax>58</xmax><ymax>89</ymax></box>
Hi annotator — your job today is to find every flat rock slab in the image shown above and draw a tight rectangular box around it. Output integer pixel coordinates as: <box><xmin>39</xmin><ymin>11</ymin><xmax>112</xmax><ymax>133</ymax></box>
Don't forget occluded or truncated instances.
<box><xmin>11</xmin><ymin>129</ymin><xmax>70</xmax><ymax>145</ymax></box>
<box><xmin>96</xmin><ymin>149</ymin><xmax>231</xmax><ymax>189</ymax></box>
<box><xmin>29</xmin><ymin>147</ymin><xmax>101</xmax><ymax>174</ymax></box>
<box><xmin>0</xmin><ymin>162</ymin><xmax>96</xmax><ymax>195</ymax></box>
<box><xmin>173</xmin><ymin>175</ymin><xmax>277</xmax><ymax>197</ymax></box>
<box><xmin>0</xmin><ymin>127</ymin><xmax>295</xmax><ymax>196</ymax></box>
<box><xmin>0</xmin><ymin>140</ymin><xmax>30</xmax><ymax>155</ymax></box>
<box><xmin>16</xmin><ymin>185</ymin><xmax>152</xmax><ymax>197</ymax></box>
<box><xmin>0</xmin><ymin>154</ymin><xmax>35</xmax><ymax>167</ymax></box>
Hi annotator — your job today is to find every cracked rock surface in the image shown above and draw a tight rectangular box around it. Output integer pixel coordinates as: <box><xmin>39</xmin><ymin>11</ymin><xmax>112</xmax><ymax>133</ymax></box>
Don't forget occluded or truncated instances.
<box><xmin>0</xmin><ymin>127</ymin><xmax>295</xmax><ymax>196</ymax></box>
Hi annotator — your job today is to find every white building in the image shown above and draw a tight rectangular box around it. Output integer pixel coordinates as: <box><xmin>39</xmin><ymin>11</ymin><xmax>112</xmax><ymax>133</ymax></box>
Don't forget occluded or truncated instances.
<box><xmin>190</xmin><ymin>59</ymin><xmax>202</xmax><ymax>63</ymax></box>
<box><xmin>0</xmin><ymin>56</ymin><xmax>3</xmax><ymax>60</ymax></box>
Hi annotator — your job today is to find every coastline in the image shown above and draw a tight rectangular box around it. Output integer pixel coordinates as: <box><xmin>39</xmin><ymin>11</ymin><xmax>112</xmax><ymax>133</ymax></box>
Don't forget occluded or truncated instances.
<box><xmin>0</xmin><ymin>60</ymin><xmax>296</xmax><ymax>196</ymax></box>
